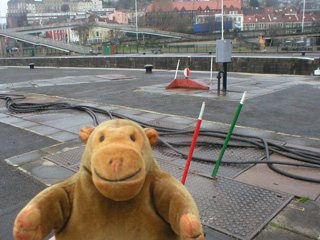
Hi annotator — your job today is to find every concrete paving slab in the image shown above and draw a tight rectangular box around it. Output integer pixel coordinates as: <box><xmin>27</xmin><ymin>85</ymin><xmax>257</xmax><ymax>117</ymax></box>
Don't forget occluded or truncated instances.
<box><xmin>41</xmin><ymin>139</ymin><xmax>83</xmax><ymax>155</ymax></box>
<box><xmin>0</xmin><ymin>113</ymin><xmax>8</xmax><ymax>119</ymax></box>
<box><xmin>28</xmin><ymin>125</ymin><xmax>61</xmax><ymax>136</ymax></box>
<box><xmin>6</xmin><ymin>150</ymin><xmax>46</xmax><ymax>166</ymax></box>
<box><xmin>43</xmin><ymin>115</ymin><xmax>94</xmax><ymax>129</ymax></box>
<box><xmin>12</xmin><ymin>120</ymin><xmax>39</xmax><ymax>128</ymax></box>
<box><xmin>270</xmin><ymin>200</ymin><xmax>320</xmax><ymax>239</ymax></box>
<box><xmin>235</xmin><ymin>153</ymin><xmax>320</xmax><ymax>200</ymax></box>
<box><xmin>48</xmin><ymin>131</ymin><xmax>79</xmax><ymax>142</ymax></box>
<box><xmin>0</xmin><ymin>116</ymin><xmax>24</xmax><ymax>124</ymax></box>
<box><xmin>254</xmin><ymin>224</ymin><xmax>313</xmax><ymax>240</ymax></box>
<box><xmin>20</xmin><ymin>159</ymin><xmax>75</xmax><ymax>186</ymax></box>
<box><xmin>111</xmin><ymin>107</ymin><xmax>146</xmax><ymax>116</ymax></box>
<box><xmin>136</xmin><ymin>112</ymin><xmax>166</xmax><ymax>121</ymax></box>
<box><xmin>21</xmin><ymin>111</ymin><xmax>78</xmax><ymax>122</ymax></box>
<box><xmin>162</xmin><ymin>115</ymin><xmax>196</xmax><ymax>125</ymax></box>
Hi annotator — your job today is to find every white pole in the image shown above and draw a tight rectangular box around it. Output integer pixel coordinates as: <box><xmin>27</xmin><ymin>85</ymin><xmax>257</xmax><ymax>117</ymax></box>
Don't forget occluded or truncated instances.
<box><xmin>135</xmin><ymin>0</ymin><xmax>138</xmax><ymax>41</ymax></box>
<box><xmin>174</xmin><ymin>59</ymin><xmax>180</xmax><ymax>79</ymax></box>
<box><xmin>221</xmin><ymin>0</ymin><xmax>224</xmax><ymax>40</ymax></box>
<box><xmin>210</xmin><ymin>56</ymin><xmax>213</xmax><ymax>81</ymax></box>
<box><xmin>302</xmin><ymin>0</ymin><xmax>306</xmax><ymax>33</ymax></box>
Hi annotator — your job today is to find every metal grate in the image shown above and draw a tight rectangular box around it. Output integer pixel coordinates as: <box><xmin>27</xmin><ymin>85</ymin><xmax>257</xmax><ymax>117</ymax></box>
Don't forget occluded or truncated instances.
<box><xmin>44</xmin><ymin>145</ymin><xmax>293</xmax><ymax>240</ymax></box>
<box><xmin>160</xmin><ymin>162</ymin><xmax>293</xmax><ymax>240</ymax></box>
<box><xmin>155</xmin><ymin>133</ymin><xmax>266</xmax><ymax>179</ymax></box>
<box><xmin>45</xmin><ymin>146</ymin><xmax>84</xmax><ymax>172</ymax></box>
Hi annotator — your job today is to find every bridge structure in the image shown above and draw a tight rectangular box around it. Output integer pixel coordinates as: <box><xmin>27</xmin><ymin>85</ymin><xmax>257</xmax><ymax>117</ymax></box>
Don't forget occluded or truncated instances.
<box><xmin>0</xmin><ymin>23</ymin><xmax>207</xmax><ymax>56</ymax></box>
<box><xmin>0</xmin><ymin>28</ymin><xmax>93</xmax><ymax>55</ymax></box>
<box><xmin>1</xmin><ymin>22</ymin><xmax>320</xmax><ymax>56</ymax></box>
<box><xmin>14</xmin><ymin>22</ymin><xmax>206</xmax><ymax>40</ymax></box>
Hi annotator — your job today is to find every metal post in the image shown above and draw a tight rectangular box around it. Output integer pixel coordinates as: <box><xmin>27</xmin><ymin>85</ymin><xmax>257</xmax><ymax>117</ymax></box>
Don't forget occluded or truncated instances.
<box><xmin>221</xmin><ymin>0</ymin><xmax>224</xmax><ymax>40</ymax></box>
<box><xmin>174</xmin><ymin>59</ymin><xmax>180</xmax><ymax>79</ymax></box>
<box><xmin>0</xmin><ymin>37</ymin><xmax>4</xmax><ymax>57</ymax></box>
<box><xmin>135</xmin><ymin>0</ymin><xmax>138</xmax><ymax>41</ymax></box>
<box><xmin>181</xmin><ymin>102</ymin><xmax>206</xmax><ymax>185</ymax></box>
<box><xmin>210</xmin><ymin>56</ymin><xmax>213</xmax><ymax>81</ymax></box>
<box><xmin>302</xmin><ymin>0</ymin><xmax>306</xmax><ymax>33</ymax></box>
<box><xmin>212</xmin><ymin>92</ymin><xmax>247</xmax><ymax>178</ymax></box>
<box><xmin>223</xmin><ymin>62</ymin><xmax>227</xmax><ymax>92</ymax></box>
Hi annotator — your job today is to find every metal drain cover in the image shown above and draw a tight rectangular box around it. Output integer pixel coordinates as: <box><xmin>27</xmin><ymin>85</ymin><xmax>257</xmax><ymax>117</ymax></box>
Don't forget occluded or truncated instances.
<box><xmin>45</xmin><ymin>146</ymin><xmax>84</xmax><ymax>172</ymax></box>
<box><xmin>161</xmin><ymin>162</ymin><xmax>293</xmax><ymax>240</ymax></box>
<box><xmin>45</xmin><ymin>146</ymin><xmax>293</xmax><ymax>240</ymax></box>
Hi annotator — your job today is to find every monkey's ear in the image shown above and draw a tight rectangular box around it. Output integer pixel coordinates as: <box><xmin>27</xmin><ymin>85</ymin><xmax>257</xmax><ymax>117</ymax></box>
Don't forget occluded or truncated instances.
<box><xmin>144</xmin><ymin>128</ymin><xmax>159</xmax><ymax>146</ymax></box>
<box><xmin>79</xmin><ymin>126</ymin><xmax>96</xmax><ymax>144</ymax></box>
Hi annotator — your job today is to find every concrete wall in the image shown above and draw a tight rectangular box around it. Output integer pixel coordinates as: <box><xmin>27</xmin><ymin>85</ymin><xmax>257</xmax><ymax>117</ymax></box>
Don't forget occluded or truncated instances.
<box><xmin>0</xmin><ymin>56</ymin><xmax>319</xmax><ymax>75</ymax></box>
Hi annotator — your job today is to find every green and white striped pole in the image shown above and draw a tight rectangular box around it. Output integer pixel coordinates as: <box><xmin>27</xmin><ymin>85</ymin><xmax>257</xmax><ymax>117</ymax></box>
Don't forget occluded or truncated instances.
<box><xmin>212</xmin><ymin>91</ymin><xmax>247</xmax><ymax>178</ymax></box>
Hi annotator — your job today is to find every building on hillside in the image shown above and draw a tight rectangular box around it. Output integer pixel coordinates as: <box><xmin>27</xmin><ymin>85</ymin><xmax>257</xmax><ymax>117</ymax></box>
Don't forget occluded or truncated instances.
<box><xmin>147</xmin><ymin>0</ymin><xmax>242</xmax><ymax>13</ymax></box>
<box><xmin>7</xmin><ymin>13</ymin><xmax>27</xmax><ymax>28</ymax></box>
<box><xmin>7</xmin><ymin>0</ymin><xmax>36</xmax><ymax>14</ymax></box>
<box><xmin>242</xmin><ymin>7</ymin><xmax>265</xmax><ymax>15</ymax></box>
<box><xmin>46</xmin><ymin>28</ymin><xmax>68</xmax><ymax>41</ymax></box>
<box><xmin>225</xmin><ymin>6</ymin><xmax>243</xmax><ymax>30</ymax></box>
<box><xmin>92</xmin><ymin>0</ymin><xmax>103</xmax><ymax>11</ymax></box>
<box><xmin>243</xmin><ymin>13</ymin><xmax>315</xmax><ymax>32</ymax></box>
<box><xmin>146</xmin><ymin>0</ymin><xmax>242</xmax><ymax>30</ymax></box>
<box><xmin>283</xmin><ymin>14</ymin><xmax>315</xmax><ymax>29</ymax></box>
<box><xmin>127</xmin><ymin>10</ymin><xmax>146</xmax><ymax>25</ymax></box>
<box><xmin>26</xmin><ymin>12</ymin><xmax>86</xmax><ymax>25</ymax></box>
<box><xmin>108</xmin><ymin>10</ymin><xmax>128</xmax><ymax>24</ymax></box>
<box><xmin>195</xmin><ymin>7</ymin><xmax>243</xmax><ymax>31</ymax></box>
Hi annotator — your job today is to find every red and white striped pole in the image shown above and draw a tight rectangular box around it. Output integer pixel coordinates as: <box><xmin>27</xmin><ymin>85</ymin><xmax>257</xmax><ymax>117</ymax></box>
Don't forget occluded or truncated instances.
<box><xmin>181</xmin><ymin>102</ymin><xmax>206</xmax><ymax>185</ymax></box>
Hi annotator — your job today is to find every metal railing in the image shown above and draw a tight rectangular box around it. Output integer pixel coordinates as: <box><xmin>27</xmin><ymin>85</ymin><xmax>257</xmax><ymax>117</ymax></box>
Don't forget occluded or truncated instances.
<box><xmin>0</xmin><ymin>29</ymin><xmax>94</xmax><ymax>54</ymax></box>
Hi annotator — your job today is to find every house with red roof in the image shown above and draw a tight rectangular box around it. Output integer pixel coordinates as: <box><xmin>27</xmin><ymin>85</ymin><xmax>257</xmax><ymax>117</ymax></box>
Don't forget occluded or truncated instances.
<box><xmin>243</xmin><ymin>12</ymin><xmax>315</xmax><ymax>31</ymax></box>
<box><xmin>147</xmin><ymin>0</ymin><xmax>243</xmax><ymax>31</ymax></box>
<box><xmin>283</xmin><ymin>14</ymin><xmax>315</xmax><ymax>29</ymax></box>
<box><xmin>146</xmin><ymin>0</ymin><xmax>242</xmax><ymax>13</ymax></box>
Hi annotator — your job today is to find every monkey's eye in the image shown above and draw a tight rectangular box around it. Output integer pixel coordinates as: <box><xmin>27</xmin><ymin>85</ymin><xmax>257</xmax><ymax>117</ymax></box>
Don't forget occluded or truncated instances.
<box><xmin>130</xmin><ymin>135</ymin><xmax>136</xmax><ymax>142</ymax></box>
<box><xmin>100</xmin><ymin>135</ymin><xmax>104</xmax><ymax>142</ymax></box>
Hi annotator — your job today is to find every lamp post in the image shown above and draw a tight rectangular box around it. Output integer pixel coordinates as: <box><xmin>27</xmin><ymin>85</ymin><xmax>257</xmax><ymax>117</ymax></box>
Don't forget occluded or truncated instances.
<box><xmin>135</xmin><ymin>0</ymin><xmax>138</xmax><ymax>42</ymax></box>
<box><xmin>302</xmin><ymin>0</ymin><xmax>306</xmax><ymax>33</ymax></box>
<box><xmin>221</xmin><ymin>0</ymin><xmax>224</xmax><ymax>40</ymax></box>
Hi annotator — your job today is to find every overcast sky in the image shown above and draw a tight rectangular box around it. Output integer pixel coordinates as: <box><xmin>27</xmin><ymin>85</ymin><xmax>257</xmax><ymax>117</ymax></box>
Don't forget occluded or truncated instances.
<box><xmin>0</xmin><ymin>0</ymin><xmax>8</xmax><ymax>15</ymax></box>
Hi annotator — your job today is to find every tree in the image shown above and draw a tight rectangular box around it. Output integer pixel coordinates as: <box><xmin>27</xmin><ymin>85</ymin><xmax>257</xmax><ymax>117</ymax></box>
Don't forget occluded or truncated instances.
<box><xmin>146</xmin><ymin>0</ymin><xmax>175</xmax><ymax>30</ymax></box>
<box><xmin>75</xmin><ymin>22</ymin><xmax>93</xmax><ymax>45</ymax></box>
<box><xmin>61</xmin><ymin>4</ymin><xmax>70</xmax><ymax>12</ymax></box>
<box><xmin>250</xmin><ymin>0</ymin><xmax>260</xmax><ymax>7</ymax></box>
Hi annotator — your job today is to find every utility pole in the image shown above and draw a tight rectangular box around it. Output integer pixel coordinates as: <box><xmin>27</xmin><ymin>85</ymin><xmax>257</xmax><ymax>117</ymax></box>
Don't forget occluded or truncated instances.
<box><xmin>221</xmin><ymin>0</ymin><xmax>224</xmax><ymax>40</ymax></box>
<box><xmin>302</xmin><ymin>0</ymin><xmax>306</xmax><ymax>33</ymax></box>
<box><xmin>135</xmin><ymin>0</ymin><xmax>138</xmax><ymax>42</ymax></box>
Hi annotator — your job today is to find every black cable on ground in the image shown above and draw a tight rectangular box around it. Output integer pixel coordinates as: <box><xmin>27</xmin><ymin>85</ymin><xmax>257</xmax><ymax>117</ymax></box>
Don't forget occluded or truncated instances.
<box><xmin>1</xmin><ymin>93</ymin><xmax>319</xmax><ymax>183</ymax></box>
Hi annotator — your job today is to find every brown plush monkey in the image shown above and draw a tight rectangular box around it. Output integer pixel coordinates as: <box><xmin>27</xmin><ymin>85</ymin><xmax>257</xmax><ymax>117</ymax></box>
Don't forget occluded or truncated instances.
<box><xmin>13</xmin><ymin>119</ymin><xmax>204</xmax><ymax>240</ymax></box>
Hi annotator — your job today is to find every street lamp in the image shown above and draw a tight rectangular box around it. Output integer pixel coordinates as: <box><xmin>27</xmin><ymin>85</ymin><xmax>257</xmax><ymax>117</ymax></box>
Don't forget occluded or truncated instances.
<box><xmin>135</xmin><ymin>0</ymin><xmax>138</xmax><ymax>42</ymax></box>
<box><xmin>302</xmin><ymin>0</ymin><xmax>306</xmax><ymax>33</ymax></box>
<box><xmin>221</xmin><ymin>0</ymin><xmax>224</xmax><ymax>40</ymax></box>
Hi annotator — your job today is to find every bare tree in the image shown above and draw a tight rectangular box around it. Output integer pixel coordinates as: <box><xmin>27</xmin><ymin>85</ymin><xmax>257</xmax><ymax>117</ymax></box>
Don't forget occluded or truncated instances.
<box><xmin>75</xmin><ymin>22</ymin><xmax>93</xmax><ymax>45</ymax></box>
<box><xmin>146</xmin><ymin>0</ymin><xmax>175</xmax><ymax>30</ymax></box>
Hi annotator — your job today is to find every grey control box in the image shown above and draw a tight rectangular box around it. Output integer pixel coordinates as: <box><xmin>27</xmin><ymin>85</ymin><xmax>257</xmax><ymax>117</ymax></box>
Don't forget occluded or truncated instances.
<box><xmin>216</xmin><ymin>40</ymin><xmax>232</xmax><ymax>63</ymax></box>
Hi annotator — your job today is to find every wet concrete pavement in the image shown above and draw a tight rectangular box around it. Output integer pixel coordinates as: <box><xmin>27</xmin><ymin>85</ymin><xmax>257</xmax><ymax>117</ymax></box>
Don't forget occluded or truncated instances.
<box><xmin>0</xmin><ymin>66</ymin><xmax>319</xmax><ymax>240</ymax></box>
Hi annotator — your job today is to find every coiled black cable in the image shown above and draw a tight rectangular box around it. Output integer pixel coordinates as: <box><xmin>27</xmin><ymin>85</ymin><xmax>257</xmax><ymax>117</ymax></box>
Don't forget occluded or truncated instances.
<box><xmin>1</xmin><ymin>93</ymin><xmax>319</xmax><ymax>182</ymax></box>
